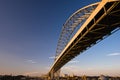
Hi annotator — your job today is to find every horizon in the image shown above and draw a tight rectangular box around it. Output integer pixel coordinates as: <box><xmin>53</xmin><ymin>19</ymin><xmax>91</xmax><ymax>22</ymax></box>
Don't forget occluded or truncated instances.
<box><xmin>0</xmin><ymin>74</ymin><xmax>120</xmax><ymax>77</ymax></box>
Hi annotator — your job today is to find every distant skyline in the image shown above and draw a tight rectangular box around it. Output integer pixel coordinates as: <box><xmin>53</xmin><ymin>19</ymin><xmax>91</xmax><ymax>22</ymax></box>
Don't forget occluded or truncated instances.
<box><xmin>0</xmin><ymin>0</ymin><xmax>120</xmax><ymax>76</ymax></box>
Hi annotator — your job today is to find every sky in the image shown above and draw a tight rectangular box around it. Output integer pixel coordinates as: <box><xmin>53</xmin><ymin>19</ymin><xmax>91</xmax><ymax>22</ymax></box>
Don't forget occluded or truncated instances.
<box><xmin>0</xmin><ymin>0</ymin><xmax>120</xmax><ymax>76</ymax></box>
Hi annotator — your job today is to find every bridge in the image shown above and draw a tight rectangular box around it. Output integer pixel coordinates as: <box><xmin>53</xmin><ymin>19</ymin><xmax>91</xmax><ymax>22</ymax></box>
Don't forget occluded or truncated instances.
<box><xmin>48</xmin><ymin>0</ymin><xmax>120</xmax><ymax>79</ymax></box>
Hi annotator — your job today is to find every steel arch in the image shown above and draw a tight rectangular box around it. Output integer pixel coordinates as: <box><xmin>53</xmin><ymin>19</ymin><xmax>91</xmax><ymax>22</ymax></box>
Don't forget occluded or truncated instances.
<box><xmin>56</xmin><ymin>2</ymin><xmax>99</xmax><ymax>58</ymax></box>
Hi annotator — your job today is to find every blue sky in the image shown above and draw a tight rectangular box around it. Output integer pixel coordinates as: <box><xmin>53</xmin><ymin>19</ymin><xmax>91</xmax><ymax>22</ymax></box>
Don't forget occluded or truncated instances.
<box><xmin>0</xmin><ymin>0</ymin><xmax>120</xmax><ymax>76</ymax></box>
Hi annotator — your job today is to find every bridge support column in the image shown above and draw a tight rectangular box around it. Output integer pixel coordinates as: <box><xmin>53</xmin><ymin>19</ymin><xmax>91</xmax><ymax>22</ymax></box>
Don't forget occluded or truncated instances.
<box><xmin>49</xmin><ymin>69</ymin><xmax>60</xmax><ymax>80</ymax></box>
<box><xmin>54</xmin><ymin>70</ymin><xmax>60</xmax><ymax>80</ymax></box>
<box><xmin>49</xmin><ymin>69</ymin><xmax>54</xmax><ymax>80</ymax></box>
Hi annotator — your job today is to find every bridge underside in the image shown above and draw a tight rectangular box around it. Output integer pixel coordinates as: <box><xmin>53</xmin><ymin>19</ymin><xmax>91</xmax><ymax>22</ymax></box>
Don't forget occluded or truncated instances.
<box><xmin>49</xmin><ymin>0</ymin><xmax>120</xmax><ymax>75</ymax></box>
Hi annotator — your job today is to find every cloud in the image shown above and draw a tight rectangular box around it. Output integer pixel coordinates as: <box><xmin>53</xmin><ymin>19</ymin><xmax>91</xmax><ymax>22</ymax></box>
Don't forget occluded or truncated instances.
<box><xmin>24</xmin><ymin>72</ymin><xmax>39</xmax><ymax>75</ymax></box>
<box><xmin>61</xmin><ymin>65</ymin><xmax>81</xmax><ymax>74</ymax></box>
<box><xmin>69</xmin><ymin>60</ymin><xmax>79</xmax><ymax>64</ymax></box>
<box><xmin>62</xmin><ymin>66</ymin><xmax>72</xmax><ymax>70</ymax></box>
<box><xmin>25</xmin><ymin>60</ymin><xmax>37</xmax><ymax>63</ymax></box>
<box><xmin>62</xmin><ymin>65</ymin><xmax>79</xmax><ymax>71</ymax></box>
<box><xmin>49</xmin><ymin>56</ymin><xmax>56</xmax><ymax>59</ymax></box>
<box><xmin>107</xmin><ymin>53</ymin><xmax>120</xmax><ymax>56</ymax></box>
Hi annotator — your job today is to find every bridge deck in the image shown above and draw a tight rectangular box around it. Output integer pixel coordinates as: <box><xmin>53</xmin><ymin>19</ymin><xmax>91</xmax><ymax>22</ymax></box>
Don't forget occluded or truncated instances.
<box><xmin>49</xmin><ymin>0</ymin><xmax>120</xmax><ymax>73</ymax></box>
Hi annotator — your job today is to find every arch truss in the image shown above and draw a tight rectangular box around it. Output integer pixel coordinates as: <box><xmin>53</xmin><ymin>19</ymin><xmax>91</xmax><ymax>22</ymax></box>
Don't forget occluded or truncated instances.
<box><xmin>55</xmin><ymin>2</ymin><xmax>99</xmax><ymax>58</ymax></box>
